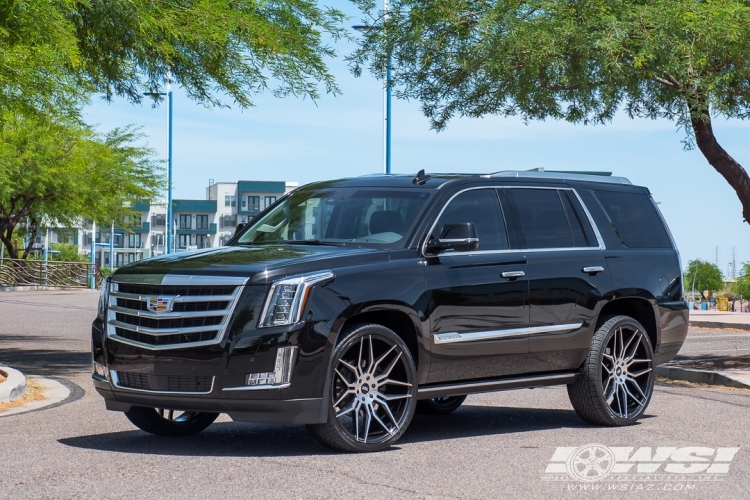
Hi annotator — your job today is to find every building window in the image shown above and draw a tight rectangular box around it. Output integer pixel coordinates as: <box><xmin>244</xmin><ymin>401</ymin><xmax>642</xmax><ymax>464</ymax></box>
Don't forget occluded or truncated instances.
<box><xmin>241</xmin><ymin>215</ymin><xmax>246</xmax><ymax>223</ymax></box>
<box><xmin>241</xmin><ymin>198</ymin><xmax>246</xmax><ymax>208</ymax></box>
<box><xmin>195</xmin><ymin>235</ymin><xmax>209</xmax><ymax>248</ymax></box>
<box><xmin>179</xmin><ymin>214</ymin><xmax>192</xmax><ymax>230</ymax></box>
<box><xmin>152</xmin><ymin>214</ymin><xmax>166</xmax><ymax>227</ymax></box>
<box><xmin>196</xmin><ymin>215</ymin><xmax>209</xmax><ymax>230</ymax></box>
<box><xmin>178</xmin><ymin>234</ymin><xmax>191</xmax><ymax>248</ymax></box>
<box><xmin>264</xmin><ymin>196</ymin><xmax>276</xmax><ymax>209</ymax></box>
<box><xmin>221</xmin><ymin>215</ymin><xmax>237</xmax><ymax>228</ymax></box>
<box><xmin>128</xmin><ymin>233</ymin><xmax>141</xmax><ymax>248</ymax></box>
<box><xmin>247</xmin><ymin>196</ymin><xmax>260</xmax><ymax>211</ymax></box>
<box><xmin>225</xmin><ymin>195</ymin><xmax>236</xmax><ymax>207</ymax></box>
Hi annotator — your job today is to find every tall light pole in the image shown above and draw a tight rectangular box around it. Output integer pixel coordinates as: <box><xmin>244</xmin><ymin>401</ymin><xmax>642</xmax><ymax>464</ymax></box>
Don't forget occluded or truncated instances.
<box><xmin>144</xmin><ymin>71</ymin><xmax>174</xmax><ymax>254</ymax></box>
<box><xmin>354</xmin><ymin>0</ymin><xmax>392</xmax><ymax>174</ymax></box>
<box><xmin>89</xmin><ymin>220</ymin><xmax>96</xmax><ymax>289</ymax></box>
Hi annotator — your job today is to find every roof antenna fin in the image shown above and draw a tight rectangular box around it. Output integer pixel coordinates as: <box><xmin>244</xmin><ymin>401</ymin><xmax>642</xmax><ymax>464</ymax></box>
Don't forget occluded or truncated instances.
<box><xmin>413</xmin><ymin>169</ymin><xmax>431</xmax><ymax>186</ymax></box>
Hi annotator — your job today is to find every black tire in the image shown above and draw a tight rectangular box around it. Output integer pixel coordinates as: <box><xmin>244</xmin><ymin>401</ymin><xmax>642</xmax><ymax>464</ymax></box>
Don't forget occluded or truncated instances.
<box><xmin>416</xmin><ymin>395</ymin><xmax>467</xmax><ymax>415</ymax></box>
<box><xmin>307</xmin><ymin>323</ymin><xmax>418</xmax><ymax>452</ymax></box>
<box><xmin>124</xmin><ymin>406</ymin><xmax>219</xmax><ymax>436</ymax></box>
<box><xmin>567</xmin><ymin>315</ymin><xmax>655</xmax><ymax>426</ymax></box>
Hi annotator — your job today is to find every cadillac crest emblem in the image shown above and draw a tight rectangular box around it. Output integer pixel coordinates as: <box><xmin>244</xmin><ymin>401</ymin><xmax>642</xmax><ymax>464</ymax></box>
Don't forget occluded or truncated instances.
<box><xmin>147</xmin><ymin>297</ymin><xmax>174</xmax><ymax>313</ymax></box>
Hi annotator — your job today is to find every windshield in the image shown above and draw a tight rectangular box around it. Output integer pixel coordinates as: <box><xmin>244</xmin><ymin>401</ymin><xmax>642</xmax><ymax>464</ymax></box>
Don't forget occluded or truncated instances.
<box><xmin>234</xmin><ymin>185</ymin><xmax>432</xmax><ymax>248</ymax></box>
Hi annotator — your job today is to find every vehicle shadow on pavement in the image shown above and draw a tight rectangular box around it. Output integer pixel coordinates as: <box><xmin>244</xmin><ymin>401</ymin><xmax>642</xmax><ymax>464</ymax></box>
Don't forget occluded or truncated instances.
<box><xmin>0</xmin><ymin>347</ymin><xmax>90</xmax><ymax>376</ymax></box>
<box><xmin>58</xmin><ymin>405</ymin><xmax>589</xmax><ymax>457</ymax></box>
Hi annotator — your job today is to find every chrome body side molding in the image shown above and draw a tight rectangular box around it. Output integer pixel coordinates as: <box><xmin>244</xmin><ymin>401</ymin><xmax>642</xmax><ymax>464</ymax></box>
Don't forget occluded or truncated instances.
<box><xmin>433</xmin><ymin>322</ymin><xmax>583</xmax><ymax>345</ymax></box>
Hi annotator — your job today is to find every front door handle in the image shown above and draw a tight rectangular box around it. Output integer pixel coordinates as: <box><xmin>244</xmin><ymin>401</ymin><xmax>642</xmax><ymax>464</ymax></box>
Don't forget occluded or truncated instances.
<box><xmin>501</xmin><ymin>270</ymin><xmax>525</xmax><ymax>280</ymax></box>
<box><xmin>582</xmin><ymin>266</ymin><xmax>605</xmax><ymax>275</ymax></box>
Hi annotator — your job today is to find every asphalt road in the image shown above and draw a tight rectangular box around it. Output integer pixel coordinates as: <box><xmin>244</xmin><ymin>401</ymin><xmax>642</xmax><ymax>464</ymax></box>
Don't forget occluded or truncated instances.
<box><xmin>1</xmin><ymin>291</ymin><xmax>749</xmax><ymax>499</ymax></box>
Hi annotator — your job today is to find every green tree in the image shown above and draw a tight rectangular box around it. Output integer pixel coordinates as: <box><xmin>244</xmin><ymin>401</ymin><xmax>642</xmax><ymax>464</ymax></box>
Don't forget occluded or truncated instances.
<box><xmin>50</xmin><ymin>243</ymin><xmax>87</xmax><ymax>263</ymax></box>
<box><xmin>350</xmin><ymin>0</ymin><xmax>750</xmax><ymax>223</ymax></box>
<box><xmin>684</xmin><ymin>259</ymin><xmax>724</xmax><ymax>296</ymax></box>
<box><xmin>0</xmin><ymin>114</ymin><xmax>163</xmax><ymax>259</ymax></box>
<box><xmin>733</xmin><ymin>263</ymin><xmax>750</xmax><ymax>298</ymax></box>
<box><xmin>1</xmin><ymin>0</ymin><xmax>348</xmax><ymax>116</ymax></box>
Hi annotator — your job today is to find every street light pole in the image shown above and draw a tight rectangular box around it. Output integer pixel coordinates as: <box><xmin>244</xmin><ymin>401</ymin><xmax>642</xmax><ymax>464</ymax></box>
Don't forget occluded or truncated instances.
<box><xmin>384</xmin><ymin>0</ymin><xmax>392</xmax><ymax>175</ymax></box>
<box><xmin>167</xmin><ymin>75</ymin><xmax>174</xmax><ymax>255</ymax></box>
<box><xmin>109</xmin><ymin>221</ymin><xmax>115</xmax><ymax>270</ymax></box>
<box><xmin>89</xmin><ymin>220</ymin><xmax>96</xmax><ymax>289</ymax></box>
<box><xmin>144</xmin><ymin>71</ymin><xmax>174</xmax><ymax>255</ymax></box>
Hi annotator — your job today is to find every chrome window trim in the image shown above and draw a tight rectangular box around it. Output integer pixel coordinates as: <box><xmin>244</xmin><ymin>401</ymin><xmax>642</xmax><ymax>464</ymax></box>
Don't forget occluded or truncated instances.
<box><xmin>106</xmin><ymin>275</ymin><xmax>248</xmax><ymax>350</ymax></box>
<box><xmin>434</xmin><ymin>322</ymin><xmax>583</xmax><ymax>344</ymax></box>
<box><xmin>421</xmin><ymin>185</ymin><xmax>606</xmax><ymax>258</ymax></box>
<box><xmin>110</xmin><ymin>371</ymin><xmax>215</xmax><ymax>395</ymax></box>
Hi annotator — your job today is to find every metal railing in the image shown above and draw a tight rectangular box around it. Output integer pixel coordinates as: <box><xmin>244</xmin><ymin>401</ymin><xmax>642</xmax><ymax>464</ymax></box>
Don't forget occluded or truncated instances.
<box><xmin>0</xmin><ymin>258</ymin><xmax>103</xmax><ymax>288</ymax></box>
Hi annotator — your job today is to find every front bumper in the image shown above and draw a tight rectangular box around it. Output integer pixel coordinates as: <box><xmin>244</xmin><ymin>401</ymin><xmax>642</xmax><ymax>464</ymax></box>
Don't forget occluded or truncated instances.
<box><xmin>91</xmin><ymin>308</ymin><xmax>334</xmax><ymax>424</ymax></box>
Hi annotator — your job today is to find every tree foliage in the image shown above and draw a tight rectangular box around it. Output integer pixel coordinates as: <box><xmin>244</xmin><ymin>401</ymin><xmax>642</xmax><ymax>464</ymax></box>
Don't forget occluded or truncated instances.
<box><xmin>1</xmin><ymin>0</ymin><xmax>348</xmax><ymax>116</ymax></box>
<box><xmin>733</xmin><ymin>263</ymin><xmax>750</xmax><ymax>298</ymax></box>
<box><xmin>0</xmin><ymin>114</ymin><xmax>163</xmax><ymax>259</ymax></box>
<box><xmin>50</xmin><ymin>242</ymin><xmax>87</xmax><ymax>262</ymax></box>
<box><xmin>350</xmin><ymin>0</ymin><xmax>750</xmax><ymax>223</ymax></box>
<box><xmin>684</xmin><ymin>259</ymin><xmax>724</xmax><ymax>295</ymax></box>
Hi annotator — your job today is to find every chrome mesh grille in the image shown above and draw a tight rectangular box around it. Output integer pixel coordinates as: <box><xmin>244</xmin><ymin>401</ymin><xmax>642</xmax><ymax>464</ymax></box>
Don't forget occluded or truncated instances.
<box><xmin>114</xmin><ymin>371</ymin><xmax>214</xmax><ymax>393</ymax></box>
<box><xmin>107</xmin><ymin>277</ymin><xmax>245</xmax><ymax>350</ymax></box>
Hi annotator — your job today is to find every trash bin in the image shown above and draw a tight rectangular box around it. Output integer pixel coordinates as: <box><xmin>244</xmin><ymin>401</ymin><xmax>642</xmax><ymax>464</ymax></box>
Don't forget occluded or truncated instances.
<box><xmin>701</xmin><ymin>302</ymin><xmax>708</xmax><ymax>310</ymax></box>
<box><xmin>687</xmin><ymin>301</ymin><xmax>695</xmax><ymax>310</ymax></box>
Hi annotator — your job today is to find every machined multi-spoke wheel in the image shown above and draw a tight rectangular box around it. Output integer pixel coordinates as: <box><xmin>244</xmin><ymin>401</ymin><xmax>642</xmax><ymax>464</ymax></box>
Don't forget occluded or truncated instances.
<box><xmin>124</xmin><ymin>406</ymin><xmax>219</xmax><ymax>436</ymax></box>
<box><xmin>568</xmin><ymin>315</ymin><xmax>654</xmax><ymax>426</ymax></box>
<box><xmin>307</xmin><ymin>323</ymin><xmax>417</xmax><ymax>452</ymax></box>
<box><xmin>416</xmin><ymin>395</ymin><xmax>467</xmax><ymax>415</ymax></box>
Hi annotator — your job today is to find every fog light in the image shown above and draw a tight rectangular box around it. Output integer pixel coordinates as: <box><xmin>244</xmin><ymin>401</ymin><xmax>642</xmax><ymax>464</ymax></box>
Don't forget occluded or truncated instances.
<box><xmin>245</xmin><ymin>346</ymin><xmax>297</xmax><ymax>388</ymax></box>
<box><xmin>93</xmin><ymin>361</ymin><xmax>109</xmax><ymax>380</ymax></box>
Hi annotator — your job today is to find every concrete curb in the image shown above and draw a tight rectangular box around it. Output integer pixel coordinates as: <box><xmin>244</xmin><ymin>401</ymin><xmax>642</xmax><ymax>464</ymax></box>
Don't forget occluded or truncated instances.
<box><xmin>656</xmin><ymin>365</ymin><xmax>750</xmax><ymax>390</ymax></box>
<box><xmin>690</xmin><ymin>320</ymin><xmax>750</xmax><ymax>331</ymax></box>
<box><xmin>0</xmin><ymin>366</ymin><xmax>27</xmax><ymax>402</ymax></box>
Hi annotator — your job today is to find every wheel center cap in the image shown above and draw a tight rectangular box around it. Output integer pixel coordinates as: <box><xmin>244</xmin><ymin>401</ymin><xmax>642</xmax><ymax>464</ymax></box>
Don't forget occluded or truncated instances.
<box><xmin>361</xmin><ymin>384</ymin><xmax>370</xmax><ymax>394</ymax></box>
<box><xmin>616</xmin><ymin>368</ymin><xmax>622</xmax><ymax>376</ymax></box>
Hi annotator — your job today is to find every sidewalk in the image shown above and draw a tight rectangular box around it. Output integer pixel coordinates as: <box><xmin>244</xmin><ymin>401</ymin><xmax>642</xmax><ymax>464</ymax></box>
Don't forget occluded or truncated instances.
<box><xmin>689</xmin><ymin>310</ymin><xmax>750</xmax><ymax>330</ymax></box>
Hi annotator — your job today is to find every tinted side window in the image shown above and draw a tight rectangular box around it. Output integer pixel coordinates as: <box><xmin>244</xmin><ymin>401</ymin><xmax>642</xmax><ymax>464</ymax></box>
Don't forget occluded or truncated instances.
<box><xmin>510</xmin><ymin>189</ymin><xmax>573</xmax><ymax>249</ymax></box>
<box><xmin>593</xmin><ymin>190</ymin><xmax>672</xmax><ymax>248</ymax></box>
<box><xmin>435</xmin><ymin>189</ymin><xmax>509</xmax><ymax>251</ymax></box>
<box><xmin>561</xmin><ymin>191</ymin><xmax>597</xmax><ymax>247</ymax></box>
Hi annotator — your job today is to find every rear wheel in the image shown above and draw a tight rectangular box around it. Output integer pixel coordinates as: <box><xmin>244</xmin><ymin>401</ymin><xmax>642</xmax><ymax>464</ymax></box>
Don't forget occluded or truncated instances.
<box><xmin>125</xmin><ymin>406</ymin><xmax>219</xmax><ymax>436</ymax></box>
<box><xmin>567</xmin><ymin>315</ymin><xmax>654</xmax><ymax>426</ymax></box>
<box><xmin>307</xmin><ymin>323</ymin><xmax>417</xmax><ymax>452</ymax></box>
<box><xmin>416</xmin><ymin>395</ymin><xmax>467</xmax><ymax>415</ymax></box>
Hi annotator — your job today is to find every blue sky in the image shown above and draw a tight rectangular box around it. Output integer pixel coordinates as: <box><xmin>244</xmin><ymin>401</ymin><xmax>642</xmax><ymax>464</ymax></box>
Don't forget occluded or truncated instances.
<box><xmin>84</xmin><ymin>1</ymin><xmax>750</xmax><ymax>274</ymax></box>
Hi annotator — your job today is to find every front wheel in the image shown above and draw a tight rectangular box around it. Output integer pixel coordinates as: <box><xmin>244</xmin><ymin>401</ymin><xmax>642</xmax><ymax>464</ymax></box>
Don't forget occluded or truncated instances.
<box><xmin>125</xmin><ymin>406</ymin><xmax>219</xmax><ymax>436</ymax></box>
<box><xmin>307</xmin><ymin>323</ymin><xmax>417</xmax><ymax>452</ymax></box>
<box><xmin>567</xmin><ymin>315</ymin><xmax>655</xmax><ymax>426</ymax></box>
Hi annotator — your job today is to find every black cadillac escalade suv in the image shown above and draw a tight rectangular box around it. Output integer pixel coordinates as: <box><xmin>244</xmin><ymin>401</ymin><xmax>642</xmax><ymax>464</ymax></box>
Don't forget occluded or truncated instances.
<box><xmin>92</xmin><ymin>170</ymin><xmax>688</xmax><ymax>452</ymax></box>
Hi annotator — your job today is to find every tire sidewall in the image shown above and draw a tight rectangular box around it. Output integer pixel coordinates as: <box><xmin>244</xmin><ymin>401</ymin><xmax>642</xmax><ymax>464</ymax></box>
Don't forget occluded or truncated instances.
<box><xmin>326</xmin><ymin>324</ymin><xmax>418</xmax><ymax>452</ymax></box>
<box><xmin>594</xmin><ymin>316</ymin><xmax>655</xmax><ymax>425</ymax></box>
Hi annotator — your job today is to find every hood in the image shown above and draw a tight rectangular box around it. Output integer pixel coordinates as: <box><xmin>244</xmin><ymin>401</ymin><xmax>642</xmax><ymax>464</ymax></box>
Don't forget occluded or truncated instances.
<box><xmin>112</xmin><ymin>244</ymin><xmax>389</xmax><ymax>283</ymax></box>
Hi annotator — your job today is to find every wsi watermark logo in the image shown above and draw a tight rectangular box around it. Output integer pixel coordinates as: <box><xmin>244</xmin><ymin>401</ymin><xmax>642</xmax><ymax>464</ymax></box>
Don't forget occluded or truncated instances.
<box><xmin>542</xmin><ymin>444</ymin><xmax>739</xmax><ymax>491</ymax></box>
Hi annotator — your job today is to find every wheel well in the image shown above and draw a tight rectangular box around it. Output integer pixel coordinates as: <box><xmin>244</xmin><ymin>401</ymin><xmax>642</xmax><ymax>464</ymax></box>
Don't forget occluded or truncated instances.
<box><xmin>597</xmin><ymin>298</ymin><xmax>658</xmax><ymax>349</ymax></box>
<box><xmin>339</xmin><ymin>310</ymin><xmax>420</xmax><ymax>368</ymax></box>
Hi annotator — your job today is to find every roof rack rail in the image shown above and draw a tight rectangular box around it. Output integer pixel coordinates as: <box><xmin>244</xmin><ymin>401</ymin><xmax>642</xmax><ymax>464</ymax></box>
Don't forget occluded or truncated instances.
<box><xmin>486</xmin><ymin>170</ymin><xmax>632</xmax><ymax>185</ymax></box>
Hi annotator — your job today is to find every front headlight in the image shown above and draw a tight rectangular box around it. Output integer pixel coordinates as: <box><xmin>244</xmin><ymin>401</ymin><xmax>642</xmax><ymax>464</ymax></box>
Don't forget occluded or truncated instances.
<box><xmin>97</xmin><ymin>278</ymin><xmax>110</xmax><ymax>321</ymax></box>
<box><xmin>260</xmin><ymin>271</ymin><xmax>334</xmax><ymax>327</ymax></box>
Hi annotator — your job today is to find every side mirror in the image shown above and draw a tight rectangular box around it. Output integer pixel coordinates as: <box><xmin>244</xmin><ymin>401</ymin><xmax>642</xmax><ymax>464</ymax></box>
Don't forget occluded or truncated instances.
<box><xmin>426</xmin><ymin>222</ymin><xmax>479</xmax><ymax>254</ymax></box>
<box><xmin>234</xmin><ymin>223</ymin><xmax>246</xmax><ymax>236</ymax></box>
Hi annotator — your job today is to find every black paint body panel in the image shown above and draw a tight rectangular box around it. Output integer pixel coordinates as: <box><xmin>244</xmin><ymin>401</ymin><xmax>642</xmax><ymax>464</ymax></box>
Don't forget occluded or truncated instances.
<box><xmin>92</xmin><ymin>175</ymin><xmax>688</xmax><ymax>423</ymax></box>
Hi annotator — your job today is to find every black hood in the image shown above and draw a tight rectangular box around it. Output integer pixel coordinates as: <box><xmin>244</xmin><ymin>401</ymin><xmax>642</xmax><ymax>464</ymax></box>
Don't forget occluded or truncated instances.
<box><xmin>112</xmin><ymin>244</ymin><xmax>390</xmax><ymax>283</ymax></box>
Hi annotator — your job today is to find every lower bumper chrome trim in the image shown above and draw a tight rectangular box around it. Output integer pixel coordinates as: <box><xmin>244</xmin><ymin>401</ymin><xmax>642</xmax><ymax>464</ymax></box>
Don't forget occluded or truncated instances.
<box><xmin>111</xmin><ymin>371</ymin><xmax>215</xmax><ymax>395</ymax></box>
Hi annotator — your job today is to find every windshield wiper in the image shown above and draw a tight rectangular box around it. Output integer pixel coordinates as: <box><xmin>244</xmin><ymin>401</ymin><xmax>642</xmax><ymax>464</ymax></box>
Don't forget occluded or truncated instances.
<box><xmin>283</xmin><ymin>240</ymin><xmax>346</xmax><ymax>246</ymax></box>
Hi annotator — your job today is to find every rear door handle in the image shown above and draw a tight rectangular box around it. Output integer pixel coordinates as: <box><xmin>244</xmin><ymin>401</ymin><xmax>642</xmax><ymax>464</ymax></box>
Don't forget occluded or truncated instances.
<box><xmin>582</xmin><ymin>266</ymin><xmax>605</xmax><ymax>275</ymax></box>
<box><xmin>501</xmin><ymin>270</ymin><xmax>525</xmax><ymax>280</ymax></box>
